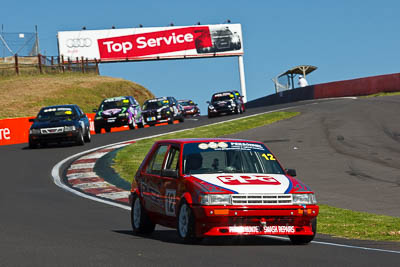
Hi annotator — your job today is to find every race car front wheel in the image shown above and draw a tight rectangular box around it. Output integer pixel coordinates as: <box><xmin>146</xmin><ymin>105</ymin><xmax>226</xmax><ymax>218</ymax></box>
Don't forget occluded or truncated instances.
<box><xmin>177</xmin><ymin>201</ymin><xmax>201</xmax><ymax>243</ymax></box>
<box><xmin>289</xmin><ymin>218</ymin><xmax>317</xmax><ymax>245</ymax></box>
<box><xmin>131</xmin><ymin>194</ymin><xmax>155</xmax><ymax>235</ymax></box>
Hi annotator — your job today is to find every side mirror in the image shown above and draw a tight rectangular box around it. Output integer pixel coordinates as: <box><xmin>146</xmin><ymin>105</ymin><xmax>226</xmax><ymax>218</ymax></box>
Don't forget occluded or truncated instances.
<box><xmin>161</xmin><ymin>169</ymin><xmax>178</xmax><ymax>178</ymax></box>
<box><xmin>286</xmin><ymin>169</ymin><xmax>297</xmax><ymax>177</ymax></box>
<box><xmin>92</xmin><ymin>109</ymin><xmax>97</xmax><ymax>113</ymax></box>
<box><xmin>29</xmin><ymin>118</ymin><xmax>35</xmax><ymax>122</ymax></box>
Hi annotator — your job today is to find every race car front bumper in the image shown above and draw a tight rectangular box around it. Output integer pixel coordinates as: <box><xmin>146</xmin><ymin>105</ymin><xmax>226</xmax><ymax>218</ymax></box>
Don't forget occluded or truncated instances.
<box><xmin>191</xmin><ymin>204</ymin><xmax>319</xmax><ymax>237</ymax></box>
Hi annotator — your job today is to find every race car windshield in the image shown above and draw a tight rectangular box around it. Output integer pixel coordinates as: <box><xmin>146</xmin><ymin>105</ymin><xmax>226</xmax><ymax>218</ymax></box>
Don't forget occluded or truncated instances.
<box><xmin>182</xmin><ymin>142</ymin><xmax>285</xmax><ymax>175</ymax></box>
<box><xmin>212</xmin><ymin>95</ymin><xmax>232</xmax><ymax>102</ymax></box>
<box><xmin>37</xmin><ymin>108</ymin><xmax>76</xmax><ymax>121</ymax></box>
<box><xmin>101</xmin><ymin>100</ymin><xmax>129</xmax><ymax>110</ymax></box>
<box><xmin>179</xmin><ymin>101</ymin><xmax>194</xmax><ymax>106</ymax></box>
<box><xmin>143</xmin><ymin>100</ymin><xmax>168</xmax><ymax>110</ymax></box>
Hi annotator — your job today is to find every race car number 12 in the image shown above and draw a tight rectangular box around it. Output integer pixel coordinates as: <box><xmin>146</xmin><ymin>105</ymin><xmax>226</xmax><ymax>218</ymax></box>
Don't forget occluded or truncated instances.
<box><xmin>262</xmin><ymin>153</ymin><xmax>276</xmax><ymax>161</ymax></box>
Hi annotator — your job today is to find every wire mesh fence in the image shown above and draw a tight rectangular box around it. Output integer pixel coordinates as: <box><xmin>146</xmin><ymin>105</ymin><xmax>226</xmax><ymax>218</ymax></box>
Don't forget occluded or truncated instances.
<box><xmin>0</xmin><ymin>54</ymin><xmax>99</xmax><ymax>76</ymax></box>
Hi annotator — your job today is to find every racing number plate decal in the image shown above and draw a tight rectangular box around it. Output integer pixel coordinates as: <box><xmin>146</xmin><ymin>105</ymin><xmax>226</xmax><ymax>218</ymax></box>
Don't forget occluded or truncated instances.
<box><xmin>165</xmin><ymin>189</ymin><xmax>176</xmax><ymax>216</ymax></box>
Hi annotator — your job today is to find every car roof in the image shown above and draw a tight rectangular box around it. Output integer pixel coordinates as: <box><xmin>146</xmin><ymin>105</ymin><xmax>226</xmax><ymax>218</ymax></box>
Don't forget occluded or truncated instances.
<box><xmin>154</xmin><ymin>138</ymin><xmax>263</xmax><ymax>145</ymax></box>
<box><xmin>212</xmin><ymin>91</ymin><xmax>233</xmax><ymax>95</ymax></box>
<box><xmin>103</xmin><ymin>96</ymin><xmax>130</xmax><ymax>101</ymax></box>
<box><xmin>41</xmin><ymin>104</ymin><xmax>77</xmax><ymax>109</ymax></box>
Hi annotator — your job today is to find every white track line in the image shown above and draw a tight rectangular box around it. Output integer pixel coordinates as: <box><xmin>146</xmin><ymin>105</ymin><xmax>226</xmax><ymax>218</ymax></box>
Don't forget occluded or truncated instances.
<box><xmin>269</xmin><ymin>236</ymin><xmax>400</xmax><ymax>254</ymax></box>
<box><xmin>50</xmin><ymin>97</ymin><xmax>400</xmax><ymax>254</ymax></box>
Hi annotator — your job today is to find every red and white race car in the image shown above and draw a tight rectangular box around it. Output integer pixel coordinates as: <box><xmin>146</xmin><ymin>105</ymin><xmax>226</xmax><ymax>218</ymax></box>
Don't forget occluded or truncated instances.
<box><xmin>129</xmin><ymin>138</ymin><xmax>319</xmax><ymax>244</ymax></box>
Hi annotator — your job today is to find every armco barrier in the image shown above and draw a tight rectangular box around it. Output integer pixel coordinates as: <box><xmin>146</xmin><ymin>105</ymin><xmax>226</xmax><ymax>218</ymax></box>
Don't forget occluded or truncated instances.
<box><xmin>314</xmin><ymin>72</ymin><xmax>400</xmax><ymax>99</ymax></box>
<box><xmin>246</xmin><ymin>72</ymin><xmax>400</xmax><ymax>109</ymax></box>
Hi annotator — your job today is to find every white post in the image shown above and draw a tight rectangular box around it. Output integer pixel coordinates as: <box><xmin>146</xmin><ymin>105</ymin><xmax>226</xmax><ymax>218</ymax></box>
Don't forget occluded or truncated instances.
<box><xmin>238</xmin><ymin>55</ymin><xmax>247</xmax><ymax>103</ymax></box>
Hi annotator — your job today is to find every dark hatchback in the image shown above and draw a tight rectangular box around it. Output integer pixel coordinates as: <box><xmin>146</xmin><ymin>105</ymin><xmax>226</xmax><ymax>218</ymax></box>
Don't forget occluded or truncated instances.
<box><xmin>28</xmin><ymin>104</ymin><xmax>91</xmax><ymax>148</ymax></box>
<box><xmin>142</xmin><ymin>97</ymin><xmax>184</xmax><ymax>126</ymax></box>
<box><xmin>207</xmin><ymin>91</ymin><xmax>242</xmax><ymax>118</ymax></box>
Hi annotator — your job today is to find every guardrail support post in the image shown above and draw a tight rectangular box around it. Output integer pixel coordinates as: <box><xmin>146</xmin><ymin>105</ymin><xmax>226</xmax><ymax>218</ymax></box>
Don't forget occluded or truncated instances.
<box><xmin>95</xmin><ymin>58</ymin><xmax>99</xmax><ymax>75</ymax></box>
<box><xmin>38</xmin><ymin>54</ymin><xmax>43</xmax><ymax>74</ymax></box>
<box><xmin>14</xmin><ymin>54</ymin><xmax>19</xmax><ymax>75</ymax></box>
<box><xmin>81</xmin><ymin>56</ymin><xmax>85</xmax><ymax>73</ymax></box>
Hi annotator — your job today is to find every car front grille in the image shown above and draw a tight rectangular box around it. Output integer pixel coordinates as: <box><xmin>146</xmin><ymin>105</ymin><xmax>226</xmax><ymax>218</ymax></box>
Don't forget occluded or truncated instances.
<box><xmin>231</xmin><ymin>194</ymin><xmax>292</xmax><ymax>205</ymax></box>
<box><xmin>40</xmin><ymin>127</ymin><xmax>64</xmax><ymax>134</ymax></box>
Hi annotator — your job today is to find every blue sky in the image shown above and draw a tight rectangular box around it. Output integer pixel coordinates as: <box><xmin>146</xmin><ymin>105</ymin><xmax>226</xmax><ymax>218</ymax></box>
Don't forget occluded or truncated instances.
<box><xmin>2</xmin><ymin>1</ymin><xmax>399</xmax><ymax>113</ymax></box>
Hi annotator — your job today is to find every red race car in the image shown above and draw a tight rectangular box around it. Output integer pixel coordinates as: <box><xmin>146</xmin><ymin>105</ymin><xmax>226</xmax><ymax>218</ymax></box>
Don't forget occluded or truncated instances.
<box><xmin>129</xmin><ymin>138</ymin><xmax>319</xmax><ymax>244</ymax></box>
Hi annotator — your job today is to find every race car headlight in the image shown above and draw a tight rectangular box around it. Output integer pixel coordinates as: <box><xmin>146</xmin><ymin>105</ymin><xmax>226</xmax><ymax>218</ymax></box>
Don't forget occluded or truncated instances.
<box><xmin>208</xmin><ymin>105</ymin><xmax>215</xmax><ymax>110</ymax></box>
<box><xmin>30</xmin><ymin>129</ymin><xmax>40</xmax><ymax>134</ymax></box>
<box><xmin>64</xmin><ymin>126</ymin><xmax>76</xmax><ymax>132</ymax></box>
<box><xmin>95</xmin><ymin>116</ymin><xmax>102</xmax><ymax>120</ymax></box>
<box><xmin>292</xmin><ymin>194</ymin><xmax>317</xmax><ymax>205</ymax></box>
<box><xmin>118</xmin><ymin>113</ymin><xmax>128</xmax><ymax>117</ymax></box>
<box><xmin>200</xmin><ymin>194</ymin><xmax>231</xmax><ymax>205</ymax></box>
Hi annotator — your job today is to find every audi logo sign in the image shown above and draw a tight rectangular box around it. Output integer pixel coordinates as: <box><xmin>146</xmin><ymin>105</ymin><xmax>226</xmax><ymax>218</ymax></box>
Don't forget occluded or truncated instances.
<box><xmin>66</xmin><ymin>38</ymin><xmax>93</xmax><ymax>48</ymax></box>
<box><xmin>58</xmin><ymin>23</ymin><xmax>243</xmax><ymax>62</ymax></box>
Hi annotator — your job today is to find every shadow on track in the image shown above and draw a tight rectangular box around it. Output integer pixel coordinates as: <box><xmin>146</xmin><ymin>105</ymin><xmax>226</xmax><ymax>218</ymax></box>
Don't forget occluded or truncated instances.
<box><xmin>112</xmin><ymin>229</ymin><xmax>292</xmax><ymax>246</ymax></box>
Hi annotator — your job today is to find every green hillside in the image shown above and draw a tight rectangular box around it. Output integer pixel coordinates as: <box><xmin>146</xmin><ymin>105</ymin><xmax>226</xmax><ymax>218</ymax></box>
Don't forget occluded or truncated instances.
<box><xmin>0</xmin><ymin>73</ymin><xmax>154</xmax><ymax>119</ymax></box>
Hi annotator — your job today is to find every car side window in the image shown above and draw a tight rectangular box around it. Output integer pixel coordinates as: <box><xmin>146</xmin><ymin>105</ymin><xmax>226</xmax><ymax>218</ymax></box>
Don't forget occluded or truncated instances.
<box><xmin>165</xmin><ymin>146</ymin><xmax>180</xmax><ymax>171</ymax></box>
<box><xmin>146</xmin><ymin>145</ymin><xmax>169</xmax><ymax>175</ymax></box>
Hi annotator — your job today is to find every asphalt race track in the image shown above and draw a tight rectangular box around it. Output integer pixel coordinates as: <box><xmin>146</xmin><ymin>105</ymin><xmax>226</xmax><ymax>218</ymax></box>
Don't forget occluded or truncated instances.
<box><xmin>1</xmin><ymin>96</ymin><xmax>399</xmax><ymax>266</ymax></box>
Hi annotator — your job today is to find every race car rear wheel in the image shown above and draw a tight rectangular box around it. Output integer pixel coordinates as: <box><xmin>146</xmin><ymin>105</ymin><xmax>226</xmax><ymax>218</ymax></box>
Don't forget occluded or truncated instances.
<box><xmin>105</xmin><ymin>127</ymin><xmax>111</xmax><ymax>133</ymax></box>
<box><xmin>289</xmin><ymin>218</ymin><xmax>317</xmax><ymax>245</ymax></box>
<box><xmin>84</xmin><ymin>128</ymin><xmax>91</xmax><ymax>143</ymax></box>
<box><xmin>76</xmin><ymin>130</ymin><xmax>85</xmax><ymax>146</ymax></box>
<box><xmin>177</xmin><ymin>201</ymin><xmax>201</xmax><ymax>243</ymax></box>
<box><xmin>131</xmin><ymin>194</ymin><xmax>155</xmax><ymax>235</ymax></box>
<box><xmin>94</xmin><ymin>126</ymin><xmax>101</xmax><ymax>134</ymax></box>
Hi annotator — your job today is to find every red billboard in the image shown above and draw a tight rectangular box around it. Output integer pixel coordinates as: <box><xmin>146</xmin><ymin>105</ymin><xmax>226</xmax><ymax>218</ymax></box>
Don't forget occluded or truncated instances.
<box><xmin>58</xmin><ymin>24</ymin><xmax>243</xmax><ymax>62</ymax></box>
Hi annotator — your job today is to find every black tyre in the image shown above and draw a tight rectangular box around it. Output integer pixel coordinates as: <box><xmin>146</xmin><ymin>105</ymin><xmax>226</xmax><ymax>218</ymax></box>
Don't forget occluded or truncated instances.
<box><xmin>177</xmin><ymin>201</ymin><xmax>200</xmax><ymax>243</ymax></box>
<box><xmin>131</xmin><ymin>194</ymin><xmax>155</xmax><ymax>235</ymax></box>
<box><xmin>128</xmin><ymin>119</ymin><xmax>136</xmax><ymax>130</ymax></box>
<box><xmin>94</xmin><ymin>126</ymin><xmax>101</xmax><ymax>134</ymax></box>
<box><xmin>168</xmin><ymin>114</ymin><xmax>174</xmax><ymax>124</ymax></box>
<box><xmin>29</xmin><ymin>140</ymin><xmax>37</xmax><ymax>149</ymax></box>
<box><xmin>289</xmin><ymin>218</ymin><xmax>317</xmax><ymax>245</ymax></box>
<box><xmin>208</xmin><ymin>113</ymin><xmax>213</xmax><ymax>118</ymax></box>
<box><xmin>178</xmin><ymin>115</ymin><xmax>184</xmax><ymax>123</ymax></box>
<box><xmin>84</xmin><ymin>128</ymin><xmax>91</xmax><ymax>143</ymax></box>
<box><xmin>105</xmin><ymin>127</ymin><xmax>111</xmax><ymax>133</ymax></box>
<box><xmin>76</xmin><ymin>130</ymin><xmax>85</xmax><ymax>146</ymax></box>
<box><xmin>137</xmin><ymin>117</ymin><xmax>145</xmax><ymax>128</ymax></box>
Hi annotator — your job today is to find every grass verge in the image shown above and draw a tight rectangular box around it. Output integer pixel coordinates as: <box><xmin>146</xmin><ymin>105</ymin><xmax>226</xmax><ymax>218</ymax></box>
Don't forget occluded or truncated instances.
<box><xmin>319</xmin><ymin>204</ymin><xmax>400</xmax><ymax>242</ymax></box>
<box><xmin>112</xmin><ymin>111</ymin><xmax>400</xmax><ymax>242</ymax></box>
<box><xmin>0</xmin><ymin>72</ymin><xmax>154</xmax><ymax>118</ymax></box>
<box><xmin>361</xmin><ymin>91</ymin><xmax>400</xmax><ymax>98</ymax></box>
